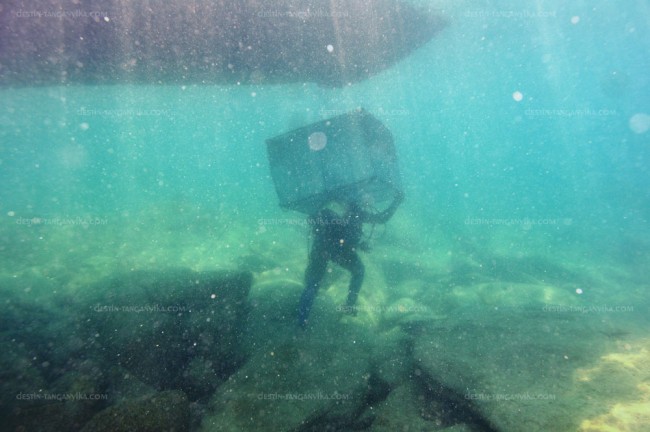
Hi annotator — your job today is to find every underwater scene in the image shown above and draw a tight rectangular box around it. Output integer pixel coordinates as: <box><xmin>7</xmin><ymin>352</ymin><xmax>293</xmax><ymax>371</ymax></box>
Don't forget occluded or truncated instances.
<box><xmin>1</xmin><ymin>0</ymin><xmax>649</xmax><ymax>431</ymax></box>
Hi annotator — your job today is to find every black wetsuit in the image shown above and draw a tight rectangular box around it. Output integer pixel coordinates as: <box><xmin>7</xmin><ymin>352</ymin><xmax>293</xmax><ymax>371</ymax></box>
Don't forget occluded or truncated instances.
<box><xmin>298</xmin><ymin>194</ymin><xmax>402</xmax><ymax>327</ymax></box>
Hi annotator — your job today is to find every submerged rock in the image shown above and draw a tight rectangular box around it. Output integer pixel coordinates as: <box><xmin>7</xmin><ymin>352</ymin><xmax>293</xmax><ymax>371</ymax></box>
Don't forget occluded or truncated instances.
<box><xmin>80</xmin><ymin>390</ymin><xmax>189</xmax><ymax>432</ymax></box>
<box><xmin>235</xmin><ymin>253</ymin><xmax>280</xmax><ymax>274</ymax></box>
<box><xmin>1</xmin><ymin>268</ymin><xmax>252</xmax><ymax>430</ymax></box>
<box><xmin>0</xmin><ymin>277</ymin><xmax>109</xmax><ymax>432</ymax></box>
<box><xmin>201</xmin><ymin>279</ymin><xmax>388</xmax><ymax>431</ymax></box>
<box><xmin>369</xmin><ymin>382</ymin><xmax>437</xmax><ymax>431</ymax></box>
<box><xmin>8</xmin><ymin>402</ymin><xmax>97</xmax><ymax>432</ymax></box>
<box><xmin>81</xmin><ymin>269</ymin><xmax>252</xmax><ymax>400</ymax></box>
<box><xmin>413</xmin><ymin>306</ymin><xmax>625</xmax><ymax>432</ymax></box>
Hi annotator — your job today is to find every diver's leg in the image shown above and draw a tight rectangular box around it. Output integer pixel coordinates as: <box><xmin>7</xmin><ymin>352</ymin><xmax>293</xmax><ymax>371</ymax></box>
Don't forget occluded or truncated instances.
<box><xmin>298</xmin><ymin>247</ymin><xmax>328</xmax><ymax>327</ymax></box>
<box><xmin>335</xmin><ymin>251</ymin><xmax>365</xmax><ymax>311</ymax></box>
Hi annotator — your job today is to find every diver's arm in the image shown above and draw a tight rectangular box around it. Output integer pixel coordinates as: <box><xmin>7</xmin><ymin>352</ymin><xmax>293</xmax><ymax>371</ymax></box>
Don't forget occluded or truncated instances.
<box><xmin>361</xmin><ymin>190</ymin><xmax>404</xmax><ymax>224</ymax></box>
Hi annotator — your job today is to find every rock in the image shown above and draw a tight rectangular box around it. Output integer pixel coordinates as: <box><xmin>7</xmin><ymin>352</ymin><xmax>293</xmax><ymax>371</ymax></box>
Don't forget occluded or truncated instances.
<box><xmin>439</xmin><ymin>425</ymin><xmax>477</xmax><ymax>432</ymax></box>
<box><xmin>6</xmin><ymin>364</ymin><xmax>108</xmax><ymax>432</ymax></box>
<box><xmin>201</xmin><ymin>279</ymin><xmax>382</xmax><ymax>431</ymax></box>
<box><xmin>0</xmin><ymin>341</ymin><xmax>48</xmax><ymax>421</ymax></box>
<box><xmin>80</xmin><ymin>390</ymin><xmax>189</xmax><ymax>432</ymax></box>
<box><xmin>2</xmin><ymin>269</ymin><xmax>248</xmax><ymax>430</ymax></box>
<box><xmin>369</xmin><ymin>382</ymin><xmax>441</xmax><ymax>431</ymax></box>
<box><xmin>572</xmin><ymin>337</ymin><xmax>650</xmax><ymax>431</ymax></box>
<box><xmin>0</xmin><ymin>275</ymin><xmax>78</xmax><ymax>380</ymax></box>
<box><xmin>82</xmin><ymin>269</ymin><xmax>252</xmax><ymax>400</ymax></box>
<box><xmin>0</xmin><ymin>279</ymin><xmax>107</xmax><ymax>432</ymax></box>
<box><xmin>8</xmin><ymin>402</ymin><xmax>90</xmax><ymax>432</ymax></box>
<box><xmin>382</xmin><ymin>297</ymin><xmax>434</xmax><ymax>328</ymax></box>
<box><xmin>369</xmin><ymin>374</ymin><xmax>495</xmax><ymax>432</ymax></box>
<box><xmin>236</xmin><ymin>253</ymin><xmax>279</xmax><ymax>274</ymax></box>
<box><xmin>413</xmin><ymin>306</ymin><xmax>628</xmax><ymax>432</ymax></box>
<box><xmin>370</xmin><ymin>328</ymin><xmax>412</xmax><ymax>388</ymax></box>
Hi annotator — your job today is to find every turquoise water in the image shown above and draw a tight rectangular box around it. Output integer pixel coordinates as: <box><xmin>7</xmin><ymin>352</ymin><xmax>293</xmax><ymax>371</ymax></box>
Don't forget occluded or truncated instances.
<box><xmin>1</xmin><ymin>1</ymin><xmax>649</xmax><ymax>431</ymax></box>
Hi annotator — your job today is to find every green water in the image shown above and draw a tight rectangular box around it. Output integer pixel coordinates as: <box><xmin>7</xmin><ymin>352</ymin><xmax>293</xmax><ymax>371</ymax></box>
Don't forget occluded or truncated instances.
<box><xmin>1</xmin><ymin>0</ymin><xmax>649</xmax><ymax>431</ymax></box>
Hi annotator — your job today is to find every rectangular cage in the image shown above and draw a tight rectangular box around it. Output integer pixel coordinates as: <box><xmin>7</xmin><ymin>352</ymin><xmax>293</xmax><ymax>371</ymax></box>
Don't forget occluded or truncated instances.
<box><xmin>266</xmin><ymin>108</ymin><xmax>402</xmax><ymax>214</ymax></box>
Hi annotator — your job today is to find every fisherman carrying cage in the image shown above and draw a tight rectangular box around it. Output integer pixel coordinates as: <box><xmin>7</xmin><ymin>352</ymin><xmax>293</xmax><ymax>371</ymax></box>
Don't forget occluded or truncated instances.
<box><xmin>266</xmin><ymin>109</ymin><xmax>404</xmax><ymax>328</ymax></box>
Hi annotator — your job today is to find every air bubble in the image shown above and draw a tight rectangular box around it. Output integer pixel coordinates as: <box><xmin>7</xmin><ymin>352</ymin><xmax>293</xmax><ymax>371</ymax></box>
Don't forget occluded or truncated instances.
<box><xmin>308</xmin><ymin>132</ymin><xmax>327</xmax><ymax>151</ymax></box>
<box><xmin>629</xmin><ymin>113</ymin><xmax>650</xmax><ymax>134</ymax></box>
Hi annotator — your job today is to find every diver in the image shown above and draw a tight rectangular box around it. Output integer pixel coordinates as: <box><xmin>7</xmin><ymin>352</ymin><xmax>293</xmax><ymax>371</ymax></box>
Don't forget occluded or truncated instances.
<box><xmin>298</xmin><ymin>189</ymin><xmax>404</xmax><ymax>328</ymax></box>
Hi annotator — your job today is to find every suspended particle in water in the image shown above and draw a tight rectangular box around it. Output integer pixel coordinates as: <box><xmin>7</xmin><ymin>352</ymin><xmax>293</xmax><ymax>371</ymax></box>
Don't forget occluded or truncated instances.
<box><xmin>57</xmin><ymin>144</ymin><xmax>88</xmax><ymax>169</ymax></box>
<box><xmin>512</xmin><ymin>91</ymin><xmax>523</xmax><ymax>102</ymax></box>
<box><xmin>576</xmin><ymin>288</ymin><xmax>583</xmax><ymax>295</ymax></box>
<box><xmin>308</xmin><ymin>131</ymin><xmax>327</xmax><ymax>151</ymax></box>
<box><xmin>629</xmin><ymin>113</ymin><xmax>650</xmax><ymax>134</ymax></box>
<box><xmin>571</xmin><ymin>16</ymin><xmax>580</xmax><ymax>24</ymax></box>
<box><xmin>80</xmin><ymin>122</ymin><xmax>89</xmax><ymax>131</ymax></box>
<box><xmin>327</xmin><ymin>44</ymin><xmax>334</xmax><ymax>53</ymax></box>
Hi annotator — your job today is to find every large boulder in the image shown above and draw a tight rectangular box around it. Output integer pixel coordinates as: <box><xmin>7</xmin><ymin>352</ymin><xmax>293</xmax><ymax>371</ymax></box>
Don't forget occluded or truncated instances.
<box><xmin>80</xmin><ymin>390</ymin><xmax>190</xmax><ymax>432</ymax></box>
<box><xmin>0</xmin><ymin>276</ymin><xmax>110</xmax><ymax>432</ymax></box>
<box><xmin>2</xmin><ymin>268</ymin><xmax>252</xmax><ymax>430</ymax></box>
<box><xmin>201</xmin><ymin>279</ymin><xmax>391</xmax><ymax>431</ymax></box>
<box><xmin>413</xmin><ymin>306</ymin><xmax>637</xmax><ymax>431</ymax></box>
<box><xmin>368</xmin><ymin>381</ymin><xmax>480</xmax><ymax>432</ymax></box>
<box><xmin>80</xmin><ymin>269</ymin><xmax>252</xmax><ymax>400</ymax></box>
